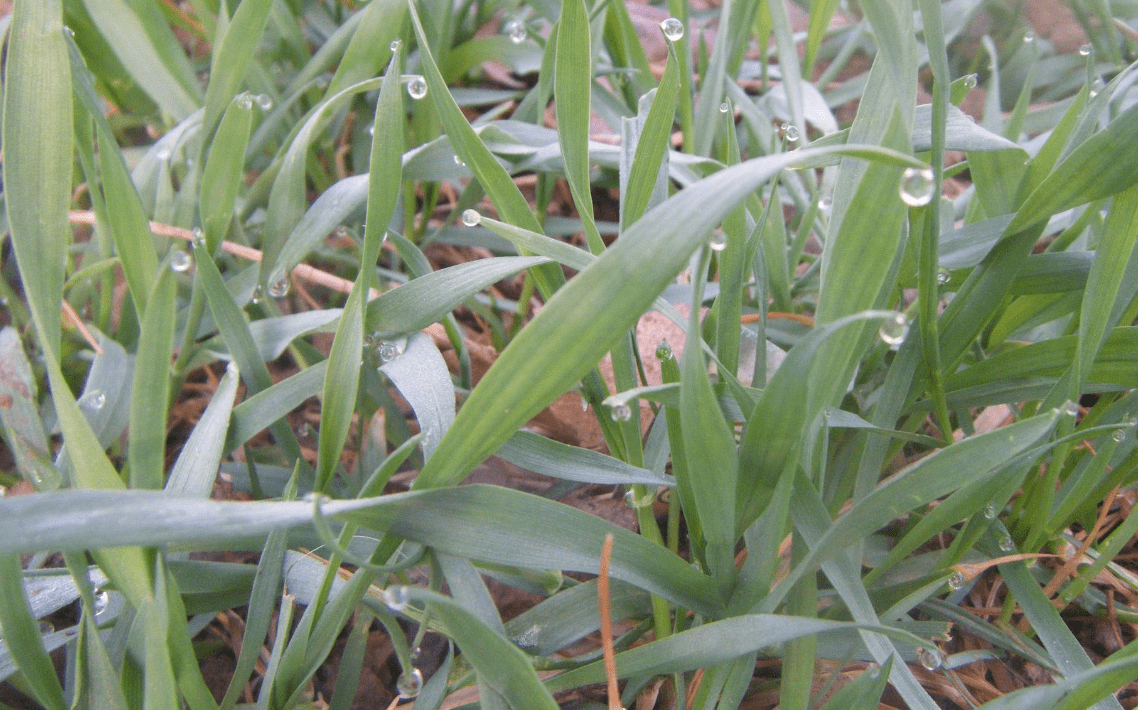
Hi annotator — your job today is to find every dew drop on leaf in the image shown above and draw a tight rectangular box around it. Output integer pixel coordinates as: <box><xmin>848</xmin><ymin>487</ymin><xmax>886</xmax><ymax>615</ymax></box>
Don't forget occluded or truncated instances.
<box><xmin>170</xmin><ymin>251</ymin><xmax>193</xmax><ymax>273</ymax></box>
<box><xmin>709</xmin><ymin>231</ymin><xmax>728</xmax><ymax>252</ymax></box>
<box><xmin>1079</xmin><ymin>43</ymin><xmax>1092</xmax><ymax>56</ymax></box>
<box><xmin>899</xmin><ymin>167</ymin><xmax>935</xmax><ymax>207</ymax></box>
<box><xmin>396</xmin><ymin>668</ymin><xmax>423</xmax><ymax>698</ymax></box>
<box><xmin>461</xmin><ymin>209</ymin><xmax>481</xmax><ymax>227</ymax></box>
<box><xmin>407</xmin><ymin>75</ymin><xmax>428</xmax><ymax>99</ymax></box>
<box><xmin>383</xmin><ymin>585</ymin><xmax>410</xmax><ymax>611</ymax></box>
<box><xmin>878</xmin><ymin>313</ymin><xmax>908</xmax><ymax>347</ymax></box>
<box><xmin>947</xmin><ymin>572</ymin><xmax>965</xmax><ymax>590</ymax></box>
<box><xmin>504</xmin><ymin>18</ymin><xmax>527</xmax><ymax>44</ymax></box>
<box><xmin>268</xmin><ymin>276</ymin><xmax>290</xmax><ymax>299</ymax></box>
<box><xmin>917</xmin><ymin>647</ymin><xmax>943</xmax><ymax>671</ymax></box>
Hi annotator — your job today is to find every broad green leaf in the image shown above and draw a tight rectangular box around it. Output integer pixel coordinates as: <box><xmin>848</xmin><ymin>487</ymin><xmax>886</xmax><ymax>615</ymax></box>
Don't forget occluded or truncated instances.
<box><xmin>621</xmin><ymin>48</ymin><xmax>679</xmax><ymax>229</ymax></box>
<box><xmin>495</xmin><ymin>431</ymin><xmax>673</xmax><ymax>487</ymax></box>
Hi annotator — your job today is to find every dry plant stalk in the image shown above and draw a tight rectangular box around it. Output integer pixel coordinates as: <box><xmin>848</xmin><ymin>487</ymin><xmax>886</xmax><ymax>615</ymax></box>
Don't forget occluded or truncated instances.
<box><xmin>600</xmin><ymin>532</ymin><xmax>621</xmax><ymax>710</ymax></box>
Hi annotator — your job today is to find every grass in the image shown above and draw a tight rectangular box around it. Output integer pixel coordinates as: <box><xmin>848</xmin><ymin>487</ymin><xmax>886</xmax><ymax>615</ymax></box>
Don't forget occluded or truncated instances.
<box><xmin>3</xmin><ymin>0</ymin><xmax>1138</xmax><ymax>708</ymax></box>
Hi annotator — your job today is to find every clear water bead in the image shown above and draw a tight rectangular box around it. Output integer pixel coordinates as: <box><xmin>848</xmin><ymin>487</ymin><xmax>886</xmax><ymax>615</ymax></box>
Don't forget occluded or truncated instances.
<box><xmin>407</xmin><ymin>75</ymin><xmax>428</xmax><ymax>99</ymax></box>
<box><xmin>268</xmin><ymin>276</ymin><xmax>290</xmax><ymax>299</ymax></box>
<box><xmin>250</xmin><ymin>284</ymin><xmax>265</xmax><ymax>305</ymax></box>
<box><xmin>256</xmin><ymin>94</ymin><xmax>273</xmax><ymax>111</ymax></box>
<box><xmin>453</xmin><ymin>154</ymin><xmax>466</xmax><ymax>166</ymax></box>
<box><xmin>1079</xmin><ymin>43</ymin><xmax>1092</xmax><ymax>56</ymax></box>
<box><xmin>659</xmin><ymin>17</ymin><xmax>684</xmax><ymax>41</ymax></box>
<box><xmin>963</xmin><ymin>74</ymin><xmax>977</xmax><ymax>89</ymax></box>
<box><xmin>191</xmin><ymin>228</ymin><xmax>206</xmax><ymax>249</ymax></box>
<box><xmin>1062</xmin><ymin>400</ymin><xmax>1080</xmax><ymax>417</ymax></box>
<box><xmin>237</xmin><ymin>92</ymin><xmax>254</xmax><ymax>110</ymax></box>
<box><xmin>610</xmin><ymin>402</ymin><xmax>633</xmax><ymax>422</ymax></box>
<box><xmin>899</xmin><ymin>167</ymin><xmax>935</xmax><ymax>207</ymax></box>
<box><xmin>999</xmin><ymin>535</ymin><xmax>1015</xmax><ymax>552</ymax></box>
<box><xmin>937</xmin><ymin>268</ymin><xmax>951</xmax><ymax>285</ymax></box>
<box><xmin>32</xmin><ymin>466</ymin><xmax>62</xmax><ymax>490</ymax></box>
<box><xmin>390</xmin><ymin>39</ymin><xmax>402</xmax><ymax>52</ymax></box>
<box><xmin>719</xmin><ymin>101</ymin><xmax>730</xmax><ymax>114</ymax></box>
<box><xmin>170</xmin><ymin>250</ymin><xmax>193</xmax><ymax>273</ymax></box>
<box><xmin>655</xmin><ymin>340</ymin><xmax>673</xmax><ymax>360</ymax></box>
<box><xmin>917</xmin><ymin>647</ymin><xmax>943</xmax><ymax>671</ymax></box>
<box><xmin>983</xmin><ymin>502</ymin><xmax>997</xmax><ymax>519</ymax></box>
<box><xmin>783</xmin><ymin>124</ymin><xmax>799</xmax><ymax>143</ymax></box>
<box><xmin>396</xmin><ymin>668</ymin><xmax>424</xmax><ymax>698</ymax></box>
<box><xmin>461</xmin><ymin>209</ymin><xmax>481</xmax><ymax>227</ymax></box>
<box><xmin>878</xmin><ymin>313</ymin><xmax>908</xmax><ymax>347</ymax></box>
<box><xmin>1113</xmin><ymin>428</ymin><xmax>1126</xmax><ymax>442</ymax></box>
<box><xmin>709</xmin><ymin>231</ymin><xmax>728</xmax><ymax>252</ymax></box>
<box><xmin>377</xmin><ymin>340</ymin><xmax>404</xmax><ymax>363</ymax></box>
<box><xmin>92</xmin><ymin>589</ymin><xmax>109</xmax><ymax>616</ymax></box>
<box><xmin>947</xmin><ymin>571</ymin><xmax>965</xmax><ymax>590</ymax></box>
<box><xmin>156</xmin><ymin>146</ymin><xmax>172</xmax><ymax>160</ymax></box>
<box><xmin>382</xmin><ymin>585</ymin><xmax>410</xmax><ymax>611</ymax></box>
<box><xmin>1023</xmin><ymin>31</ymin><xmax>1035</xmax><ymax>43</ymax></box>
<box><xmin>818</xmin><ymin>196</ymin><xmax>832</xmax><ymax>212</ymax></box>
<box><xmin>504</xmin><ymin>18</ymin><xmax>527</xmax><ymax>44</ymax></box>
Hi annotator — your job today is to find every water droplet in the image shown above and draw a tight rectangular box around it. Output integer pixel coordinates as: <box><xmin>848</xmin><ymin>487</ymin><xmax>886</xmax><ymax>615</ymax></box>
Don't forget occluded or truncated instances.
<box><xmin>334</xmin><ymin>225</ymin><xmax>349</xmax><ymax>238</ymax></box>
<box><xmin>947</xmin><ymin>571</ymin><xmax>965</xmax><ymax>590</ymax></box>
<box><xmin>917</xmin><ymin>647</ymin><xmax>943</xmax><ymax>671</ymax></box>
<box><xmin>256</xmin><ymin>94</ymin><xmax>274</xmax><ymax>111</ymax></box>
<box><xmin>504</xmin><ymin>18</ymin><xmax>527</xmax><ymax>44</ymax></box>
<box><xmin>659</xmin><ymin>17</ymin><xmax>684</xmax><ymax>41</ymax></box>
<box><xmin>719</xmin><ymin>101</ymin><xmax>730</xmax><ymax>114</ymax></box>
<box><xmin>383</xmin><ymin>585</ymin><xmax>410</xmax><ymax>611</ymax></box>
<box><xmin>899</xmin><ymin>166</ymin><xmax>935</xmax><ymax>207</ymax></box>
<box><xmin>1023</xmin><ymin>31</ymin><xmax>1035</xmax><ymax>43</ymax></box>
<box><xmin>156</xmin><ymin>146</ymin><xmax>172</xmax><ymax>160</ymax></box>
<box><xmin>1113</xmin><ymin>428</ymin><xmax>1126</xmax><ymax>442</ymax></box>
<box><xmin>38</xmin><ymin>621</ymin><xmax>54</xmax><ymax>635</ymax></box>
<box><xmin>1062</xmin><ymin>400</ymin><xmax>1079</xmax><ymax>418</ymax></box>
<box><xmin>90</xmin><ymin>391</ymin><xmax>106</xmax><ymax>410</ymax></box>
<box><xmin>377</xmin><ymin>340</ymin><xmax>404</xmax><ymax>363</ymax></box>
<box><xmin>31</xmin><ymin>466</ymin><xmax>62</xmax><ymax>491</ymax></box>
<box><xmin>878</xmin><ymin>313</ymin><xmax>908</xmax><ymax>347</ymax></box>
<box><xmin>297</xmin><ymin>422</ymin><xmax>313</xmax><ymax>439</ymax></box>
<box><xmin>390</xmin><ymin>39</ymin><xmax>403</xmax><ymax>53</ymax></box>
<box><xmin>237</xmin><ymin>92</ymin><xmax>254</xmax><ymax>110</ymax></box>
<box><xmin>515</xmin><ymin>624</ymin><xmax>541</xmax><ymax>650</ymax></box>
<box><xmin>1079</xmin><ymin>43</ymin><xmax>1092</xmax><ymax>56</ymax></box>
<box><xmin>453</xmin><ymin>154</ymin><xmax>466</xmax><ymax>166</ymax></box>
<box><xmin>784</xmin><ymin>124</ymin><xmax>799</xmax><ymax>143</ymax></box>
<box><xmin>396</xmin><ymin>668</ymin><xmax>423</xmax><ymax>698</ymax></box>
<box><xmin>610</xmin><ymin>401</ymin><xmax>632</xmax><ymax>422</ymax></box>
<box><xmin>818</xmin><ymin>196</ymin><xmax>832</xmax><ymax>212</ymax></box>
<box><xmin>963</xmin><ymin>74</ymin><xmax>977</xmax><ymax>89</ymax></box>
<box><xmin>268</xmin><ymin>276</ymin><xmax>290</xmax><ymax>299</ymax></box>
<box><xmin>1124</xmin><ymin>414</ymin><xmax>1137</xmax><ymax>427</ymax></box>
<box><xmin>250</xmin><ymin>284</ymin><xmax>265</xmax><ymax>305</ymax></box>
<box><xmin>937</xmin><ymin>268</ymin><xmax>951</xmax><ymax>285</ymax></box>
<box><xmin>92</xmin><ymin>589</ymin><xmax>109</xmax><ymax>616</ymax></box>
<box><xmin>983</xmin><ymin>503</ymin><xmax>997</xmax><ymax>519</ymax></box>
<box><xmin>709</xmin><ymin>231</ymin><xmax>728</xmax><ymax>252</ymax></box>
<box><xmin>999</xmin><ymin>535</ymin><xmax>1015</xmax><ymax>552</ymax></box>
<box><xmin>655</xmin><ymin>340</ymin><xmax>673</xmax><ymax>361</ymax></box>
<box><xmin>64</xmin><ymin>26</ymin><xmax>75</xmax><ymax>37</ymax></box>
<box><xmin>170</xmin><ymin>250</ymin><xmax>193</xmax><ymax>273</ymax></box>
<box><xmin>226</xmin><ymin>360</ymin><xmax>239</xmax><ymax>377</ymax></box>
<box><xmin>407</xmin><ymin>76</ymin><xmax>428</xmax><ymax>100</ymax></box>
<box><xmin>191</xmin><ymin>228</ymin><xmax>206</xmax><ymax>249</ymax></box>
<box><xmin>368</xmin><ymin>124</ymin><xmax>375</xmax><ymax>136</ymax></box>
<box><xmin>461</xmin><ymin>209</ymin><xmax>481</xmax><ymax>227</ymax></box>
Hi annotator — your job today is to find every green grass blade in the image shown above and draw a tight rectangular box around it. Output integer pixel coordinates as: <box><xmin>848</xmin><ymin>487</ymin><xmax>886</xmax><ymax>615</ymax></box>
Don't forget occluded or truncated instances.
<box><xmin>0</xmin><ymin>328</ymin><xmax>54</xmax><ymax>489</ymax></box>
<box><xmin>165</xmin><ymin>361</ymin><xmax>241</xmax><ymax>498</ymax></box>
<box><xmin>805</xmin><ymin>0</ymin><xmax>842</xmax><ymax>75</ymax></box>
<box><xmin>200</xmin><ymin>0</ymin><xmax>272</xmax><ymax>139</ymax></box>
<box><xmin>415</xmin><ymin>145</ymin><xmax>921</xmax><ymax>492</ymax></box>
<box><xmin>376</xmin><ymin>333</ymin><xmax>454</xmax><ymax>461</ymax></box>
<box><xmin>405</xmin><ymin>588</ymin><xmax>558</xmax><ymax>709</ymax></box>
<box><xmin>79</xmin><ymin>0</ymin><xmax>201</xmax><ymax>119</ymax></box>
<box><xmin>128</xmin><ymin>268</ymin><xmax>176</xmax><ymax>490</ymax></box>
<box><xmin>364</xmin><ymin>256</ymin><xmax>550</xmax><ymax>335</ymax></box>
<box><xmin>621</xmin><ymin>48</ymin><xmax>679</xmax><ymax>229</ymax></box>
<box><xmin>495</xmin><ymin>431</ymin><xmax>672</xmax><ymax>487</ymax></box>
<box><xmin>199</xmin><ymin>96</ymin><xmax>254</xmax><ymax>254</ymax></box>
<box><xmin>0</xmin><ymin>556</ymin><xmax>67</xmax><ymax>710</ymax></box>
<box><xmin>325</xmin><ymin>0</ymin><xmax>405</xmax><ymax>96</ymax></box>
<box><xmin>554</xmin><ymin>0</ymin><xmax>603</xmax><ymax>253</ymax></box>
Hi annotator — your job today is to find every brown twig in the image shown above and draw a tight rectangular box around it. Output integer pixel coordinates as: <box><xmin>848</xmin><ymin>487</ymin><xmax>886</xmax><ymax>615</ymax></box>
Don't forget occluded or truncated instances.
<box><xmin>600</xmin><ymin>533</ymin><xmax>621</xmax><ymax>710</ymax></box>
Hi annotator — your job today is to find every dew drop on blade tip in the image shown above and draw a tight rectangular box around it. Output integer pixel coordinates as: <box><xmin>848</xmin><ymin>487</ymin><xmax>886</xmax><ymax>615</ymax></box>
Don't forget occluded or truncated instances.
<box><xmin>709</xmin><ymin>231</ymin><xmax>728</xmax><ymax>252</ymax></box>
<box><xmin>655</xmin><ymin>340</ymin><xmax>673</xmax><ymax>361</ymax></box>
<box><xmin>784</xmin><ymin>124</ymin><xmax>799</xmax><ymax>142</ymax></box>
<box><xmin>382</xmin><ymin>585</ymin><xmax>410</xmax><ymax>611</ymax></box>
<box><xmin>719</xmin><ymin>101</ymin><xmax>730</xmax><ymax>114</ymax></box>
<box><xmin>917</xmin><ymin>647</ymin><xmax>943</xmax><ymax>671</ymax></box>
<box><xmin>999</xmin><ymin>535</ymin><xmax>1015</xmax><ymax>552</ymax></box>
<box><xmin>983</xmin><ymin>502</ymin><xmax>997</xmax><ymax>519</ymax></box>
<box><xmin>947</xmin><ymin>571</ymin><xmax>965</xmax><ymax>590</ymax></box>
<box><xmin>899</xmin><ymin>166</ymin><xmax>935</xmax><ymax>207</ymax></box>
<box><xmin>396</xmin><ymin>668</ymin><xmax>423</xmax><ymax>698</ymax></box>
<box><xmin>610</xmin><ymin>402</ymin><xmax>632</xmax><ymax>422</ymax></box>
<box><xmin>256</xmin><ymin>94</ymin><xmax>273</xmax><ymax>110</ymax></box>
<box><xmin>504</xmin><ymin>18</ymin><xmax>527</xmax><ymax>44</ymax></box>
<box><xmin>1079</xmin><ymin>43</ymin><xmax>1092</xmax><ymax>56</ymax></box>
<box><xmin>659</xmin><ymin>17</ymin><xmax>684</xmax><ymax>41</ymax></box>
<box><xmin>461</xmin><ymin>209</ymin><xmax>481</xmax><ymax>227</ymax></box>
<box><xmin>390</xmin><ymin>39</ymin><xmax>402</xmax><ymax>52</ymax></box>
